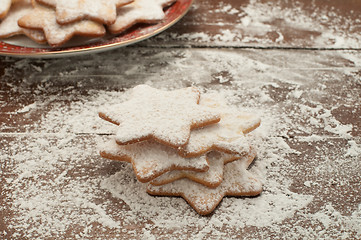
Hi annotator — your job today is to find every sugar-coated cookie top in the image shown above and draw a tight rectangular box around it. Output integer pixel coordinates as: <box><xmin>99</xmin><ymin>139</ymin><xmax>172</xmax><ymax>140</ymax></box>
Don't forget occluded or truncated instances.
<box><xmin>108</xmin><ymin>0</ymin><xmax>176</xmax><ymax>33</ymax></box>
<box><xmin>178</xmin><ymin>93</ymin><xmax>260</xmax><ymax>157</ymax></box>
<box><xmin>181</xmin><ymin>117</ymin><xmax>251</xmax><ymax>156</ymax></box>
<box><xmin>37</xmin><ymin>0</ymin><xmax>133</xmax><ymax>25</ymax></box>
<box><xmin>99</xmin><ymin>85</ymin><xmax>220</xmax><ymax>148</ymax></box>
<box><xmin>0</xmin><ymin>0</ymin><xmax>41</xmax><ymax>39</ymax></box>
<box><xmin>200</xmin><ymin>93</ymin><xmax>261</xmax><ymax>134</ymax></box>
<box><xmin>18</xmin><ymin>2</ymin><xmax>106</xmax><ymax>47</ymax></box>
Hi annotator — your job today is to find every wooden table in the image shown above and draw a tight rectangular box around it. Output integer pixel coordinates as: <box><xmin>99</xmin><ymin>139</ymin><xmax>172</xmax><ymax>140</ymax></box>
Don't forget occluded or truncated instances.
<box><xmin>1</xmin><ymin>0</ymin><xmax>360</xmax><ymax>239</ymax></box>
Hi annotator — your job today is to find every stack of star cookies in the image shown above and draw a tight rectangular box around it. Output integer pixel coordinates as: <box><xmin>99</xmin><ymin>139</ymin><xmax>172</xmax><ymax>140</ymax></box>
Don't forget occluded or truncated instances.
<box><xmin>0</xmin><ymin>0</ymin><xmax>176</xmax><ymax>47</ymax></box>
<box><xmin>98</xmin><ymin>85</ymin><xmax>263</xmax><ymax>215</ymax></box>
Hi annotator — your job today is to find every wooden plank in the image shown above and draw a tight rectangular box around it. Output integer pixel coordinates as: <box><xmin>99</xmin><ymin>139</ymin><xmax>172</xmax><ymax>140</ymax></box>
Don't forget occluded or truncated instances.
<box><xmin>1</xmin><ymin>48</ymin><xmax>360</xmax><ymax>238</ymax></box>
<box><xmin>1</xmin><ymin>134</ymin><xmax>360</xmax><ymax>239</ymax></box>
<box><xmin>0</xmin><ymin>0</ymin><xmax>360</xmax><ymax>50</ymax></box>
<box><xmin>0</xmin><ymin>48</ymin><xmax>360</xmax><ymax>136</ymax></box>
<box><xmin>144</xmin><ymin>0</ymin><xmax>361</xmax><ymax>48</ymax></box>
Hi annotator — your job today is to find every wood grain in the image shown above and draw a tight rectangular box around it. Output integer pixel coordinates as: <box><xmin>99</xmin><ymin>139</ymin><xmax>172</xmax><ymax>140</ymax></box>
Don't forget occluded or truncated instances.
<box><xmin>0</xmin><ymin>0</ymin><xmax>360</xmax><ymax>239</ymax></box>
<box><xmin>143</xmin><ymin>0</ymin><xmax>361</xmax><ymax>48</ymax></box>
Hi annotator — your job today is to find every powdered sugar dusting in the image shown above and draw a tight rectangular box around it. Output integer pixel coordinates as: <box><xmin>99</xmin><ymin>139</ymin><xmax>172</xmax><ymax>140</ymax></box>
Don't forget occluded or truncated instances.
<box><xmin>152</xmin><ymin>0</ymin><xmax>361</xmax><ymax>48</ymax></box>
<box><xmin>99</xmin><ymin>85</ymin><xmax>220</xmax><ymax>147</ymax></box>
<box><xmin>0</xmin><ymin>0</ymin><xmax>33</xmax><ymax>37</ymax></box>
<box><xmin>109</xmin><ymin>0</ymin><xmax>176</xmax><ymax>34</ymax></box>
<box><xmin>18</xmin><ymin>2</ymin><xmax>106</xmax><ymax>47</ymax></box>
<box><xmin>38</xmin><ymin>0</ymin><xmax>133</xmax><ymax>25</ymax></box>
<box><xmin>147</xmin><ymin>159</ymin><xmax>263</xmax><ymax>215</ymax></box>
<box><xmin>150</xmin><ymin>151</ymin><xmax>233</xmax><ymax>187</ymax></box>
<box><xmin>1</xmin><ymin>47</ymin><xmax>360</xmax><ymax>239</ymax></box>
<box><xmin>0</xmin><ymin>86</ymin><xmax>318</xmax><ymax>238</ymax></box>
<box><xmin>1</xmin><ymin>135</ymin><xmax>122</xmax><ymax>239</ymax></box>
<box><xmin>0</xmin><ymin>0</ymin><xmax>11</xmax><ymax>18</ymax></box>
<box><xmin>99</xmin><ymin>139</ymin><xmax>209</xmax><ymax>182</ymax></box>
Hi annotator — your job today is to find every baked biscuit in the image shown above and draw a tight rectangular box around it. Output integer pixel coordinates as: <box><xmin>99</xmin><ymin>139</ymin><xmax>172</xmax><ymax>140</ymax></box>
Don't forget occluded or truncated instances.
<box><xmin>36</xmin><ymin>0</ymin><xmax>133</xmax><ymax>25</ymax></box>
<box><xmin>108</xmin><ymin>0</ymin><xmax>176</xmax><ymax>34</ymax></box>
<box><xmin>99</xmin><ymin>85</ymin><xmax>220</xmax><ymax>149</ymax></box>
<box><xmin>150</xmin><ymin>147</ymin><xmax>257</xmax><ymax>188</ymax></box>
<box><xmin>18</xmin><ymin>1</ymin><xmax>106</xmax><ymax>47</ymax></box>
<box><xmin>99</xmin><ymin>139</ymin><xmax>210</xmax><ymax>183</ymax></box>
<box><xmin>177</xmin><ymin>93</ymin><xmax>260</xmax><ymax>157</ymax></box>
<box><xmin>0</xmin><ymin>0</ymin><xmax>46</xmax><ymax>43</ymax></box>
<box><xmin>147</xmin><ymin>159</ymin><xmax>263</xmax><ymax>215</ymax></box>
<box><xmin>200</xmin><ymin>93</ymin><xmax>261</xmax><ymax>134</ymax></box>
<box><xmin>0</xmin><ymin>0</ymin><xmax>12</xmax><ymax>19</ymax></box>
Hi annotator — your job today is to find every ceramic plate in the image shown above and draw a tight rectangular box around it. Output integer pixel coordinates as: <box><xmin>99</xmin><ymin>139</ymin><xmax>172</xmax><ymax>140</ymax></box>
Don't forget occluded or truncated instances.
<box><xmin>0</xmin><ymin>0</ymin><xmax>193</xmax><ymax>58</ymax></box>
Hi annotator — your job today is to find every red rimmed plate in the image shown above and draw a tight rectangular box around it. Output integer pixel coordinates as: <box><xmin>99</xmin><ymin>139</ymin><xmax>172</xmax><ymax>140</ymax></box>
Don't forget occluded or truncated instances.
<box><xmin>0</xmin><ymin>0</ymin><xmax>193</xmax><ymax>58</ymax></box>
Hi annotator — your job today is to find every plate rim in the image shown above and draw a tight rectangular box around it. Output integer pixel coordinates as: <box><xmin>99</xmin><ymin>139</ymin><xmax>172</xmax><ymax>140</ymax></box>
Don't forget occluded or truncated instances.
<box><xmin>0</xmin><ymin>0</ymin><xmax>193</xmax><ymax>58</ymax></box>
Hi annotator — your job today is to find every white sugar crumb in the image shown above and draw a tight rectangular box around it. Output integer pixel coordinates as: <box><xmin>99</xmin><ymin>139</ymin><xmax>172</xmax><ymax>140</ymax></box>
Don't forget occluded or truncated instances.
<box><xmin>99</xmin><ymin>85</ymin><xmax>220</xmax><ymax>147</ymax></box>
<box><xmin>2</xmin><ymin>136</ymin><xmax>123</xmax><ymax>238</ymax></box>
<box><xmin>304</xmin><ymin>180</ymin><xmax>312</xmax><ymax>187</ymax></box>
<box><xmin>345</xmin><ymin>140</ymin><xmax>361</xmax><ymax>157</ymax></box>
<box><xmin>16</xmin><ymin>102</ymin><xmax>37</xmax><ymax>113</ymax></box>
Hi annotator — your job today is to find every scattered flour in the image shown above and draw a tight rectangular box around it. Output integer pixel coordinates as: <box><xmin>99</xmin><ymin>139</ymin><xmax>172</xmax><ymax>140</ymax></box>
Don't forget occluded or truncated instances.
<box><xmin>15</xmin><ymin>102</ymin><xmax>37</xmax><ymax>113</ymax></box>
<box><xmin>1</xmin><ymin>47</ymin><xmax>360</xmax><ymax>239</ymax></box>
<box><xmin>154</xmin><ymin>0</ymin><xmax>361</xmax><ymax>48</ymax></box>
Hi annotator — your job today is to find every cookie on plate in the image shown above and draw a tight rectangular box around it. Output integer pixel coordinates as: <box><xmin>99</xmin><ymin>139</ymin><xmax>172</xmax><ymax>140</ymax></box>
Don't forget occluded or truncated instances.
<box><xmin>18</xmin><ymin>1</ymin><xmax>106</xmax><ymax>47</ymax></box>
<box><xmin>0</xmin><ymin>0</ymin><xmax>46</xmax><ymax>43</ymax></box>
<box><xmin>36</xmin><ymin>0</ymin><xmax>133</xmax><ymax>25</ymax></box>
<box><xmin>108</xmin><ymin>0</ymin><xmax>176</xmax><ymax>34</ymax></box>
<box><xmin>0</xmin><ymin>0</ymin><xmax>12</xmax><ymax>19</ymax></box>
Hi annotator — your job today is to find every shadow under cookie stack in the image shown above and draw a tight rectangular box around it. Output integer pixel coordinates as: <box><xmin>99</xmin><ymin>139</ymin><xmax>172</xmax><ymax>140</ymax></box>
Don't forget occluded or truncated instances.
<box><xmin>98</xmin><ymin>85</ymin><xmax>263</xmax><ymax>215</ymax></box>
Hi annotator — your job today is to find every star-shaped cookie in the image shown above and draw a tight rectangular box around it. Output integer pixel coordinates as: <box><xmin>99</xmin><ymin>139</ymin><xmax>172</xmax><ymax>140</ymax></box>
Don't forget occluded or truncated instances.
<box><xmin>36</xmin><ymin>0</ymin><xmax>133</xmax><ymax>25</ymax></box>
<box><xmin>178</xmin><ymin>95</ymin><xmax>260</xmax><ymax>157</ymax></box>
<box><xmin>179</xmin><ymin>120</ymin><xmax>251</xmax><ymax>157</ymax></box>
<box><xmin>18</xmin><ymin>2</ymin><xmax>106</xmax><ymax>47</ymax></box>
<box><xmin>200</xmin><ymin>93</ymin><xmax>261</xmax><ymax>134</ymax></box>
<box><xmin>147</xmin><ymin>159</ymin><xmax>263</xmax><ymax>215</ymax></box>
<box><xmin>108</xmin><ymin>0</ymin><xmax>176</xmax><ymax>34</ymax></box>
<box><xmin>99</xmin><ymin>85</ymin><xmax>221</xmax><ymax>148</ymax></box>
<box><xmin>0</xmin><ymin>0</ymin><xmax>11</xmax><ymax>19</ymax></box>
<box><xmin>0</xmin><ymin>0</ymin><xmax>46</xmax><ymax>43</ymax></box>
<box><xmin>99</xmin><ymin>139</ymin><xmax>210</xmax><ymax>183</ymax></box>
<box><xmin>150</xmin><ymin>147</ymin><xmax>257</xmax><ymax>188</ymax></box>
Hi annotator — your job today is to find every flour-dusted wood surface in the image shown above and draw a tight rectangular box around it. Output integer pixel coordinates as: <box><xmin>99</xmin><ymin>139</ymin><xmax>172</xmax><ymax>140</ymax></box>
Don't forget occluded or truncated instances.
<box><xmin>1</xmin><ymin>0</ymin><xmax>360</xmax><ymax>239</ymax></box>
<box><xmin>145</xmin><ymin>0</ymin><xmax>361</xmax><ymax>48</ymax></box>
